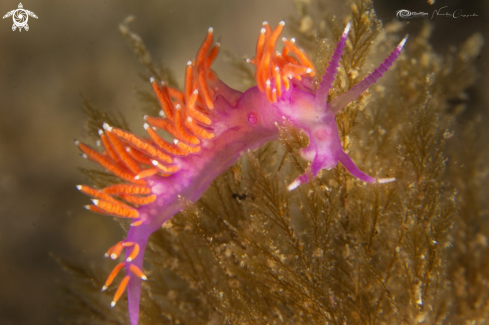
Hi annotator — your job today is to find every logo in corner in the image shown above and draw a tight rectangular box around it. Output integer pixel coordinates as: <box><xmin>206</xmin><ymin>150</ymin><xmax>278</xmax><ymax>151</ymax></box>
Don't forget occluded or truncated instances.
<box><xmin>396</xmin><ymin>9</ymin><xmax>428</xmax><ymax>21</ymax></box>
<box><xmin>3</xmin><ymin>3</ymin><xmax>38</xmax><ymax>32</ymax></box>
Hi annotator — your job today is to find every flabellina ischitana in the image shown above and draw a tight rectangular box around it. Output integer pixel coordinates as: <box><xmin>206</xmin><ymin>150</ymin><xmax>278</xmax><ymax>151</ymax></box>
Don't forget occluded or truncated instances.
<box><xmin>75</xmin><ymin>21</ymin><xmax>406</xmax><ymax>325</ymax></box>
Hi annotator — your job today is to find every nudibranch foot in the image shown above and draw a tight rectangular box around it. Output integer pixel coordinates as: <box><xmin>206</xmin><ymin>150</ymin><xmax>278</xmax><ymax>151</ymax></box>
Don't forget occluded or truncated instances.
<box><xmin>76</xmin><ymin>20</ymin><xmax>406</xmax><ymax>325</ymax></box>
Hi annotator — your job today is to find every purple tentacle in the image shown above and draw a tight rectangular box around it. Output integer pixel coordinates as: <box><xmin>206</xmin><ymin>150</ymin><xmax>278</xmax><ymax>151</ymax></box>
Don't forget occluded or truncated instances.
<box><xmin>338</xmin><ymin>151</ymin><xmax>396</xmax><ymax>184</ymax></box>
<box><xmin>314</xmin><ymin>22</ymin><xmax>351</xmax><ymax>111</ymax></box>
<box><xmin>337</xmin><ymin>151</ymin><xmax>376</xmax><ymax>183</ymax></box>
<box><xmin>328</xmin><ymin>36</ymin><xmax>408</xmax><ymax>115</ymax></box>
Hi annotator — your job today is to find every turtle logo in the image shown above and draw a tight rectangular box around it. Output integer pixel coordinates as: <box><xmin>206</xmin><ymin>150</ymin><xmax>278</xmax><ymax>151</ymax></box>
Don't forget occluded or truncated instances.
<box><xmin>3</xmin><ymin>3</ymin><xmax>38</xmax><ymax>32</ymax></box>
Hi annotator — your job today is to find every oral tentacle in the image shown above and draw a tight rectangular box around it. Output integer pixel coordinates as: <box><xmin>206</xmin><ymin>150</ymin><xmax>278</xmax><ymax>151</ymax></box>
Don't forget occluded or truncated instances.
<box><xmin>337</xmin><ymin>150</ymin><xmax>376</xmax><ymax>183</ymax></box>
<box><xmin>288</xmin><ymin>136</ymin><xmax>342</xmax><ymax>190</ymax></box>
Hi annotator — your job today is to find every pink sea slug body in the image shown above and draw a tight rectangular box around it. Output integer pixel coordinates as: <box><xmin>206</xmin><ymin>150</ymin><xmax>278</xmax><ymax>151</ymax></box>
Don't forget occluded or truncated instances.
<box><xmin>75</xmin><ymin>21</ymin><xmax>406</xmax><ymax>325</ymax></box>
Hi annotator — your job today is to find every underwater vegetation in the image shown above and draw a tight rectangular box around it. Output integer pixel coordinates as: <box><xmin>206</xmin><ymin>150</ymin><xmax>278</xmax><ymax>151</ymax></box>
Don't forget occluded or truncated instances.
<box><xmin>59</xmin><ymin>0</ymin><xmax>488</xmax><ymax>324</ymax></box>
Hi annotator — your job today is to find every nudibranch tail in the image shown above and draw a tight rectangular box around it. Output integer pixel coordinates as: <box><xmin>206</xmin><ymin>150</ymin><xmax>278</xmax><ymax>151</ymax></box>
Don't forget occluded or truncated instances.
<box><xmin>76</xmin><ymin>20</ymin><xmax>406</xmax><ymax>325</ymax></box>
<box><xmin>76</xmin><ymin>26</ymin><xmax>221</xmax><ymax>325</ymax></box>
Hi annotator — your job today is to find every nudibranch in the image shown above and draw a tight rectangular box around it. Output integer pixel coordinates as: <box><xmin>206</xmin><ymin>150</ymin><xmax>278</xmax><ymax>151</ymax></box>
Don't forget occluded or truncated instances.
<box><xmin>75</xmin><ymin>21</ymin><xmax>406</xmax><ymax>325</ymax></box>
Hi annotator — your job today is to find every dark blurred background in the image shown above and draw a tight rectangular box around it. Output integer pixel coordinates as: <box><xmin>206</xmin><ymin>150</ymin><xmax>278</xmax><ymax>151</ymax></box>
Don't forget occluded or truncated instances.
<box><xmin>0</xmin><ymin>0</ymin><xmax>486</xmax><ymax>324</ymax></box>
